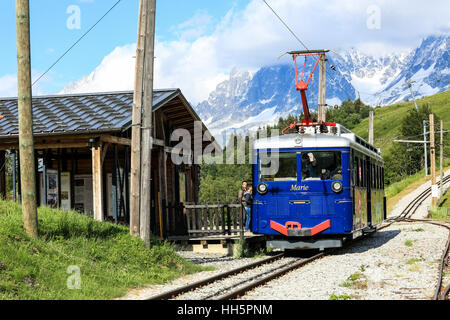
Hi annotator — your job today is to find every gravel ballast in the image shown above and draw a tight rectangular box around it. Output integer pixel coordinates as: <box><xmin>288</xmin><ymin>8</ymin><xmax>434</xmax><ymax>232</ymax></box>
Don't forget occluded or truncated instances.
<box><xmin>119</xmin><ymin>174</ymin><xmax>449</xmax><ymax>300</ymax></box>
<box><xmin>240</xmin><ymin>222</ymin><xmax>448</xmax><ymax>300</ymax></box>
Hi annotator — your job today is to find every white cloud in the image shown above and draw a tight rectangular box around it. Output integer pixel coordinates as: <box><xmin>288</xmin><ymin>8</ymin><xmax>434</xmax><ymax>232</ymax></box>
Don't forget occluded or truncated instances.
<box><xmin>59</xmin><ymin>44</ymin><xmax>137</xmax><ymax>94</ymax></box>
<box><xmin>0</xmin><ymin>70</ymin><xmax>50</xmax><ymax>98</ymax></box>
<box><xmin>60</xmin><ymin>0</ymin><xmax>450</xmax><ymax>104</ymax></box>
<box><xmin>0</xmin><ymin>74</ymin><xmax>17</xmax><ymax>97</ymax></box>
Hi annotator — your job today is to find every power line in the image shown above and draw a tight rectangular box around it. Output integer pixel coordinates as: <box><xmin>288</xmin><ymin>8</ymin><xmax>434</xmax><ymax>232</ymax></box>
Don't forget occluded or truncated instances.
<box><xmin>262</xmin><ymin>0</ymin><xmax>310</xmax><ymax>52</ymax></box>
<box><xmin>262</xmin><ymin>0</ymin><xmax>355</xmax><ymax>101</ymax></box>
<box><xmin>32</xmin><ymin>0</ymin><xmax>122</xmax><ymax>87</ymax></box>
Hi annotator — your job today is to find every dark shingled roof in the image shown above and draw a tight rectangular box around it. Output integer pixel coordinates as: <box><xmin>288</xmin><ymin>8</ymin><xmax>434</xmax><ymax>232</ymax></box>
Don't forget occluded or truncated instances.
<box><xmin>0</xmin><ymin>89</ymin><xmax>182</xmax><ymax>137</ymax></box>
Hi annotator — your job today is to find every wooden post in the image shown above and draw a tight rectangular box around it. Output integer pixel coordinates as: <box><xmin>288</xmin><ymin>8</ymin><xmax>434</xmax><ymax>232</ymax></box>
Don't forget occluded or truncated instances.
<box><xmin>16</xmin><ymin>0</ymin><xmax>38</xmax><ymax>237</ymax></box>
<box><xmin>92</xmin><ymin>144</ymin><xmax>104</xmax><ymax>221</ymax></box>
<box><xmin>12</xmin><ymin>150</ymin><xmax>17</xmax><ymax>202</ymax></box>
<box><xmin>318</xmin><ymin>54</ymin><xmax>327</xmax><ymax>122</ymax></box>
<box><xmin>0</xmin><ymin>151</ymin><xmax>6</xmax><ymax>199</ymax></box>
<box><xmin>369</xmin><ymin>111</ymin><xmax>374</xmax><ymax>145</ymax></box>
<box><xmin>423</xmin><ymin>120</ymin><xmax>428</xmax><ymax>177</ymax></box>
<box><xmin>42</xmin><ymin>152</ymin><xmax>47</xmax><ymax>206</ymax></box>
<box><xmin>140</xmin><ymin>0</ymin><xmax>156</xmax><ymax>248</ymax></box>
<box><xmin>112</xmin><ymin>144</ymin><xmax>118</xmax><ymax>224</ymax></box>
<box><xmin>130</xmin><ymin>0</ymin><xmax>147</xmax><ymax>236</ymax></box>
<box><xmin>439</xmin><ymin>120</ymin><xmax>444</xmax><ymax>199</ymax></box>
<box><xmin>429</xmin><ymin>114</ymin><xmax>437</xmax><ymax>208</ymax></box>
<box><xmin>157</xmin><ymin>191</ymin><xmax>163</xmax><ymax>238</ymax></box>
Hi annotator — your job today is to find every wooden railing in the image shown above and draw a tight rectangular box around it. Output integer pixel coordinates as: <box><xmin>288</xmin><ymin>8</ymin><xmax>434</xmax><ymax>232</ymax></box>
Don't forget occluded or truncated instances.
<box><xmin>183</xmin><ymin>203</ymin><xmax>244</xmax><ymax>237</ymax></box>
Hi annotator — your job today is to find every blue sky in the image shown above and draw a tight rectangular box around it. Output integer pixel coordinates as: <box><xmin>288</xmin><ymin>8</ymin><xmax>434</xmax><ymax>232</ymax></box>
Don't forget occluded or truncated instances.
<box><xmin>0</xmin><ymin>0</ymin><xmax>250</xmax><ymax>95</ymax></box>
<box><xmin>0</xmin><ymin>0</ymin><xmax>448</xmax><ymax>102</ymax></box>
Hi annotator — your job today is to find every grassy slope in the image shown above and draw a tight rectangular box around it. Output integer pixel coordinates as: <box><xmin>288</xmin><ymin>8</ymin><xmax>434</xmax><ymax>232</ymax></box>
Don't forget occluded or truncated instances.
<box><xmin>0</xmin><ymin>201</ymin><xmax>209</xmax><ymax>300</ymax></box>
<box><xmin>352</xmin><ymin>90</ymin><xmax>450</xmax><ymax>155</ymax></box>
<box><xmin>386</xmin><ymin>165</ymin><xmax>450</xmax><ymax>214</ymax></box>
<box><xmin>351</xmin><ymin>90</ymin><xmax>449</xmax><ymax>214</ymax></box>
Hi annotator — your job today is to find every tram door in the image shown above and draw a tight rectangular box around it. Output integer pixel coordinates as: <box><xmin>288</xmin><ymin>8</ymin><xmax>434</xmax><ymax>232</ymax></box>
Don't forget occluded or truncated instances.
<box><xmin>352</xmin><ymin>152</ymin><xmax>368</xmax><ymax>230</ymax></box>
<box><xmin>366</xmin><ymin>156</ymin><xmax>372</xmax><ymax>227</ymax></box>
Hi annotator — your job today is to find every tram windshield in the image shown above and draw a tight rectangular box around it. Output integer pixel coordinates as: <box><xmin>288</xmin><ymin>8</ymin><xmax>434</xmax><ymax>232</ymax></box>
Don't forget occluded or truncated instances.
<box><xmin>301</xmin><ymin>151</ymin><xmax>342</xmax><ymax>181</ymax></box>
<box><xmin>259</xmin><ymin>151</ymin><xmax>297</xmax><ymax>181</ymax></box>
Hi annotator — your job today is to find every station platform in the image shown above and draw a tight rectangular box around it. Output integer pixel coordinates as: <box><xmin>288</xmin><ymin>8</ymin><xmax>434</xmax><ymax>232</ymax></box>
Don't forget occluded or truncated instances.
<box><xmin>168</xmin><ymin>232</ymin><xmax>264</xmax><ymax>256</ymax></box>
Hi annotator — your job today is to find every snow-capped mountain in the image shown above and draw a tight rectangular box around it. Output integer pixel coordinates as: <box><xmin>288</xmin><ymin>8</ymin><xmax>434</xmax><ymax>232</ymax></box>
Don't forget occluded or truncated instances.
<box><xmin>196</xmin><ymin>35</ymin><xmax>449</xmax><ymax>141</ymax></box>
<box><xmin>377</xmin><ymin>35</ymin><xmax>449</xmax><ymax>105</ymax></box>
<box><xmin>197</xmin><ymin>57</ymin><xmax>357</xmax><ymax>140</ymax></box>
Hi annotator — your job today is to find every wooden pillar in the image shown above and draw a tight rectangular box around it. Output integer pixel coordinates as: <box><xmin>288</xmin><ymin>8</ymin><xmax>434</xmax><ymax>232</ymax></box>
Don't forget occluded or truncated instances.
<box><xmin>12</xmin><ymin>150</ymin><xmax>17</xmax><ymax>202</ymax></box>
<box><xmin>0</xmin><ymin>151</ymin><xmax>6</xmax><ymax>199</ymax></box>
<box><xmin>16</xmin><ymin>0</ymin><xmax>38</xmax><ymax>237</ymax></box>
<box><xmin>34</xmin><ymin>151</ymin><xmax>40</xmax><ymax>207</ymax></box>
<box><xmin>42</xmin><ymin>151</ymin><xmax>47</xmax><ymax>206</ymax></box>
<box><xmin>369</xmin><ymin>111</ymin><xmax>374</xmax><ymax>145</ymax></box>
<box><xmin>112</xmin><ymin>144</ymin><xmax>118</xmax><ymax>224</ymax></box>
<box><xmin>430</xmin><ymin>114</ymin><xmax>437</xmax><ymax>208</ymax></box>
<box><xmin>17</xmin><ymin>151</ymin><xmax>22</xmax><ymax>203</ymax></box>
<box><xmin>92</xmin><ymin>144</ymin><xmax>104</xmax><ymax>221</ymax></box>
<box><xmin>130</xmin><ymin>0</ymin><xmax>146</xmax><ymax>237</ymax></box>
<box><xmin>57</xmin><ymin>149</ymin><xmax>62</xmax><ymax>208</ymax></box>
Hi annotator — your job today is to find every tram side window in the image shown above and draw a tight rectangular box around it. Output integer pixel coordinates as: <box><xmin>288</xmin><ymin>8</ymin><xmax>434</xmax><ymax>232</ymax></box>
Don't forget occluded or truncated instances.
<box><xmin>375</xmin><ymin>165</ymin><xmax>379</xmax><ymax>189</ymax></box>
<box><xmin>301</xmin><ymin>151</ymin><xmax>342</xmax><ymax>181</ymax></box>
<box><xmin>259</xmin><ymin>152</ymin><xmax>297</xmax><ymax>181</ymax></box>
<box><xmin>352</xmin><ymin>154</ymin><xmax>357</xmax><ymax>186</ymax></box>
<box><xmin>378</xmin><ymin>165</ymin><xmax>381</xmax><ymax>189</ymax></box>
<box><xmin>362</xmin><ymin>159</ymin><xmax>366</xmax><ymax>188</ymax></box>
<box><xmin>360</xmin><ymin>159</ymin><xmax>364</xmax><ymax>187</ymax></box>
<box><xmin>372</xmin><ymin>164</ymin><xmax>376</xmax><ymax>189</ymax></box>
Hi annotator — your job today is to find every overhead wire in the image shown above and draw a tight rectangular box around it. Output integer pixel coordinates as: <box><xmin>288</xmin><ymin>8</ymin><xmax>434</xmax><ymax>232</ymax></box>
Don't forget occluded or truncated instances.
<box><xmin>32</xmin><ymin>0</ymin><xmax>122</xmax><ymax>87</ymax></box>
<box><xmin>262</xmin><ymin>0</ymin><xmax>356</xmax><ymax>102</ymax></box>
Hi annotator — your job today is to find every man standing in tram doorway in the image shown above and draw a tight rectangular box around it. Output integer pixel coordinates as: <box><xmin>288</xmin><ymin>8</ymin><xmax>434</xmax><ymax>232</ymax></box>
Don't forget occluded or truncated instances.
<box><xmin>237</xmin><ymin>180</ymin><xmax>248</xmax><ymax>205</ymax></box>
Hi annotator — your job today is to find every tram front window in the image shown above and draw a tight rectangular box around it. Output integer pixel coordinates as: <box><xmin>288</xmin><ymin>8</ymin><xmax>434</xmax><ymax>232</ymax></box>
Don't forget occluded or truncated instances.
<box><xmin>301</xmin><ymin>151</ymin><xmax>342</xmax><ymax>181</ymax></box>
<box><xmin>259</xmin><ymin>152</ymin><xmax>297</xmax><ymax>181</ymax></box>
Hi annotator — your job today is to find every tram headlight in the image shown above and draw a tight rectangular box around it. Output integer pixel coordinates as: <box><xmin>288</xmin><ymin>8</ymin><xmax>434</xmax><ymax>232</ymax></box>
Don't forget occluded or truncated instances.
<box><xmin>257</xmin><ymin>183</ymin><xmax>268</xmax><ymax>195</ymax></box>
<box><xmin>331</xmin><ymin>181</ymin><xmax>343</xmax><ymax>193</ymax></box>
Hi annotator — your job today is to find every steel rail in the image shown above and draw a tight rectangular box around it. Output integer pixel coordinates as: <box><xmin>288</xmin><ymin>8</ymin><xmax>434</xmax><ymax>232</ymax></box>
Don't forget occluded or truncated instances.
<box><xmin>380</xmin><ymin>174</ymin><xmax>450</xmax><ymax>229</ymax></box>
<box><xmin>216</xmin><ymin>252</ymin><xmax>324</xmax><ymax>300</ymax></box>
<box><xmin>149</xmin><ymin>175</ymin><xmax>449</xmax><ymax>300</ymax></box>
<box><xmin>148</xmin><ymin>253</ymin><xmax>285</xmax><ymax>300</ymax></box>
<box><xmin>378</xmin><ymin>174</ymin><xmax>450</xmax><ymax>299</ymax></box>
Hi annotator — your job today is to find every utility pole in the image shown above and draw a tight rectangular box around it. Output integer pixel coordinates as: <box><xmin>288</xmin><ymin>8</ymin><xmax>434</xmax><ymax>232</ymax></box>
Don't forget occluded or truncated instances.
<box><xmin>139</xmin><ymin>0</ymin><xmax>156</xmax><ymax>249</ymax></box>
<box><xmin>368</xmin><ymin>111</ymin><xmax>374</xmax><ymax>145</ymax></box>
<box><xmin>318</xmin><ymin>54</ymin><xmax>326</xmax><ymax>122</ymax></box>
<box><xmin>130</xmin><ymin>0</ymin><xmax>147</xmax><ymax>237</ymax></box>
<box><xmin>423</xmin><ymin>120</ymin><xmax>428</xmax><ymax>177</ymax></box>
<box><xmin>405</xmin><ymin>79</ymin><xmax>419</xmax><ymax>112</ymax></box>
<box><xmin>429</xmin><ymin>114</ymin><xmax>437</xmax><ymax>208</ymax></box>
<box><xmin>16</xmin><ymin>0</ymin><xmax>38</xmax><ymax>237</ymax></box>
<box><xmin>439</xmin><ymin>120</ymin><xmax>444</xmax><ymax>199</ymax></box>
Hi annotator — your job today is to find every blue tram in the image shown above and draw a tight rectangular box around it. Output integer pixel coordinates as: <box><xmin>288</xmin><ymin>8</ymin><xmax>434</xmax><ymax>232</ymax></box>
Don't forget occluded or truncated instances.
<box><xmin>251</xmin><ymin>124</ymin><xmax>386</xmax><ymax>250</ymax></box>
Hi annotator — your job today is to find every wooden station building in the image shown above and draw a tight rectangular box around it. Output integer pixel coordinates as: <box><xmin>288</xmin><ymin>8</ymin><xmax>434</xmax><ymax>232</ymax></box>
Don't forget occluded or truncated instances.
<box><xmin>0</xmin><ymin>89</ymin><xmax>221</xmax><ymax>237</ymax></box>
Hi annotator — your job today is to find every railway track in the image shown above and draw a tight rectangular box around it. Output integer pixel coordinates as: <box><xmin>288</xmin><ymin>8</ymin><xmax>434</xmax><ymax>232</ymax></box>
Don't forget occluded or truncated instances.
<box><xmin>148</xmin><ymin>251</ymin><xmax>324</xmax><ymax>300</ymax></box>
<box><xmin>149</xmin><ymin>175</ymin><xmax>449</xmax><ymax>301</ymax></box>
<box><xmin>380</xmin><ymin>174</ymin><xmax>450</xmax><ymax>300</ymax></box>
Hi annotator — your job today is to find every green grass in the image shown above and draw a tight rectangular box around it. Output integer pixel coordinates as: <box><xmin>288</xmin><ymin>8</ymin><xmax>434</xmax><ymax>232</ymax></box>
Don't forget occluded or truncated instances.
<box><xmin>0</xmin><ymin>200</ymin><xmax>209</xmax><ymax>300</ymax></box>
<box><xmin>385</xmin><ymin>163</ymin><xmax>450</xmax><ymax>215</ymax></box>
<box><xmin>438</xmin><ymin>188</ymin><xmax>450</xmax><ymax>208</ymax></box>
<box><xmin>339</xmin><ymin>272</ymin><xmax>367</xmax><ymax>289</ymax></box>
<box><xmin>430</xmin><ymin>206</ymin><xmax>450</xmax><ymax>220</ymax></box>
<box><xmin>329</xmin><ymin>294</ymin><xmax>354</xmax><ymax>300</ymax></box>
<box><xmin>385</xmin><ymin>170</ymin><xmax>427</xmax><ymax>200</ymax></box>
<box><xmin>404</xmin><ymin>240</ymin><xmax>414</xmax><ymax>247</ymax></box>
<box><xmin>352</xmin><ymin>90</ymin><xmax>450</xmax><ymax>156</ymax></box>
<box><xmin>405</xmin><ymin>258</ymin><xmax>424</xmax><ymax>265</ymax></box>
